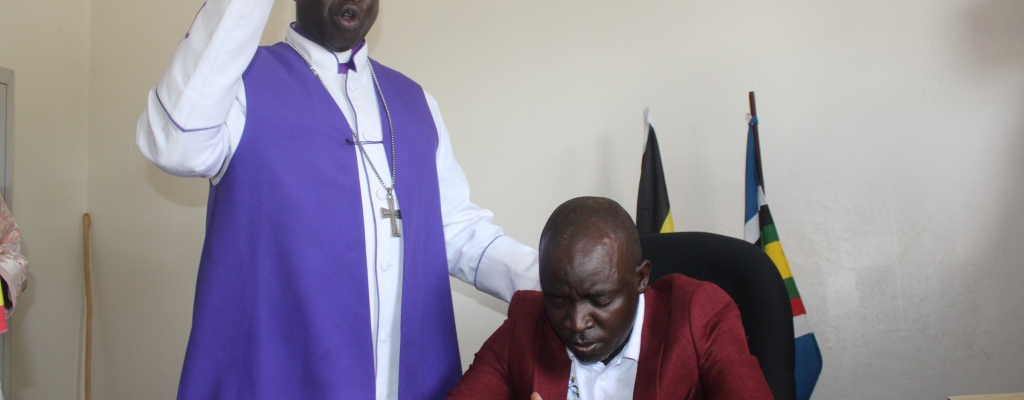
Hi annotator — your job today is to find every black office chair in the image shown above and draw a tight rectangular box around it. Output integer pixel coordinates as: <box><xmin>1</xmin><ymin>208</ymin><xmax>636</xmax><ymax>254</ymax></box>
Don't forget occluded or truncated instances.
<box><xmin>640</xmin><ymin>232</ymin><xmax>797</xmax><ymax>400</ymax></box>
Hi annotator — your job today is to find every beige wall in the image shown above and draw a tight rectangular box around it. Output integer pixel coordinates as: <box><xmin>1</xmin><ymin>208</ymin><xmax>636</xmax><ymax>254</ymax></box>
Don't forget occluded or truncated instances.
<box><xmin>0</xmin><ymin>0</ymin><xmax>92</xmax><ymax>398</ymax></box>
<box><xmin>6</xmin><ymin>0</ymin><xmax>1024</xmax><ymax>398</ymax></box>
<box><xmin>86</xmin><ymin>0</ymin><xmax>211</xmax><ymax>397</ymax></box>
<box><xmin>375</xmin><ymin>2</ymin><xmax>1024</xmax><ymax>396</ymax></box>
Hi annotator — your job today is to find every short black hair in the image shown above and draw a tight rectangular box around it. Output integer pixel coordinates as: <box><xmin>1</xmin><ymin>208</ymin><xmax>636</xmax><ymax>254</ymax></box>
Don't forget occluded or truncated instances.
<box><xmin>539</xmin><ymin>197</ymin><xmax>642</xmax><ymax>268</ymax></box>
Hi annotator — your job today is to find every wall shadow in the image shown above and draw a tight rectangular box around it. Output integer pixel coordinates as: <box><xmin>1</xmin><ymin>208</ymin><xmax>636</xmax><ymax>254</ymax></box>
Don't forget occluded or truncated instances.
<box><xmin>144</xmin><ymin>163</ymin><xmax>208</xmax><ymax>209</ymax></box>
<box><xmin>449</xmin><ymin>278</ymin><xmax>508</xmax><ymax>315</ymax></box>
<box><xmin>952</xmin><ymin>0</ymin><xmax>1024</xmax><ymax>395</ymax></box>
<box><xmin>260</xmin><ymin>0</ymin><xmax>296</xmax><ymax>46</ymax></box>
<box><xmin>965</xmin><ymin>0</ymin><xmax>1024</xmax><ymax>66</ymax></box>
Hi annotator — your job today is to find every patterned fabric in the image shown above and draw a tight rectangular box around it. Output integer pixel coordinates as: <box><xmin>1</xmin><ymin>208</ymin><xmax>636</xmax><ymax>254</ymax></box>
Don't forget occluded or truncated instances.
<box><xmin>0</xmin><ymin>196</ymin><xmax>27</xmax><ymax>320</ymax></box>
<box><xmin>567</xmin><ymin>376</ymin><xmax>579</xmax><ymax>400</ymax></box>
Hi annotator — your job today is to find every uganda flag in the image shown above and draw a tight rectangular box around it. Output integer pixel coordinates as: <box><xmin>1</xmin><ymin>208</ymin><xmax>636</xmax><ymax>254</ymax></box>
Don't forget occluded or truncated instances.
<box><xmin>745</xmin><ymin>111</ymin><xmax>822</xmax><ymax>400</ymax></box>
<box><xmin>636</xmin><ymin>109</ymin><xmax>675</xmax><ymax>235</ymax></box>
<box><xmin>0</xmin><ymin>292</ymin><xmax>6</xmax><ymax>333</ymax></box>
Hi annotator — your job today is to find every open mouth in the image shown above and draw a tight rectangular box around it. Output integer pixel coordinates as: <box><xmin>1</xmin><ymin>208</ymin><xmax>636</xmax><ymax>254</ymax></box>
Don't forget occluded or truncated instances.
<box><xmin>568</xmin><ymin>341</ymin><xmax>600</xmax><ymax>355</ymax></box>
<box><xmin>335</xmin><ymin>7</ymin><xmax>360</xmax><ymax>29</ymax></box>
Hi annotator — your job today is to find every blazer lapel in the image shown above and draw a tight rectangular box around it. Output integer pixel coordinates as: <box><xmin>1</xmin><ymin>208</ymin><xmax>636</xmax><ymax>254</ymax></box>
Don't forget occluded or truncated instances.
<box><xmin>634</xmin><ymin>289</ymin><xmax>667</xmax><ymax>399</ymax></box>
<box><xmin>533</xmin><ymin>320</ymin><xmax>572</xmax><ymax>400</ymax></box>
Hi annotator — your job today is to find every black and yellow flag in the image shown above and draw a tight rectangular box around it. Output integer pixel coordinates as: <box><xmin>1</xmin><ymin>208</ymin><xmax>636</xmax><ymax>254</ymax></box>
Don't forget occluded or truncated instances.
<box><xmin>636</xmin><ymin>109</ymin><xmax>675</xmax><ymax>235</ymax></box>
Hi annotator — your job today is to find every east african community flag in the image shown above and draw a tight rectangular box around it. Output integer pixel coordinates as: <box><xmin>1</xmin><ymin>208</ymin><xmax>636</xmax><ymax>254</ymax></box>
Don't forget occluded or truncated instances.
<box><xmin>636</xmin><ymin>109</ymin><xmax>675</xmax><ymax>235</ymax></box>
<box><xmin>745</xmin><ymin>115</ymin><xmax>822</xmax><ymax>400</ymax></box>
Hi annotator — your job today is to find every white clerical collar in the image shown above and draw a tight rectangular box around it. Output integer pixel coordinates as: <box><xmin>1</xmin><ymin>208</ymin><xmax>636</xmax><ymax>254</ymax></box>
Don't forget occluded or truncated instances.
<box><xmin>286</xmin><ymin>23</ymin><xmax>370</xmax><ymax>75</ymax></box>
<box><xmin>566</xmin><ymin>292</ymin><xmax>645</xmax><ymax>366</ymax></box>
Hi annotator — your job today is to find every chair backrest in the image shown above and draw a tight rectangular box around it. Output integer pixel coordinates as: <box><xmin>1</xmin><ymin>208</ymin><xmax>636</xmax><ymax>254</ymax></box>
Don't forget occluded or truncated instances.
<box><xmin>640</xmin><ymin>232</ymin><xmax>797</xmax><ymax>400</ymax></box>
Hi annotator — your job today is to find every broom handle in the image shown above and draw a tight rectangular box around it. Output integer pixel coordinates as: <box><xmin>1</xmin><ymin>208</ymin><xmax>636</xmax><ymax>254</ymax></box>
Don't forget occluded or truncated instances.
<box><xmin>82</xmin><ymin>214</ymin><xmax>92</xmax><ymax>400</ymax></box>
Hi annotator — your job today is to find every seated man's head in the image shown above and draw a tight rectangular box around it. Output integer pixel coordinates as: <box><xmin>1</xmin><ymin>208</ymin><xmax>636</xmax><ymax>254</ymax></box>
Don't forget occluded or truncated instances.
<box><xmin>539</xmin><ymin>197</ymin><xmax>652</xmax><ymax>365</ymax></box>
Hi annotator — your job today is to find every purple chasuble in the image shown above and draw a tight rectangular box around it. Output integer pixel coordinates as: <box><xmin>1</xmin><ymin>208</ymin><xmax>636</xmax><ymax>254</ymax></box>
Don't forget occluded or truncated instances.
<box><xmin>178</xmin><ymin>43</ymin><xmax>462</xmax><ymax>399</ymax></box>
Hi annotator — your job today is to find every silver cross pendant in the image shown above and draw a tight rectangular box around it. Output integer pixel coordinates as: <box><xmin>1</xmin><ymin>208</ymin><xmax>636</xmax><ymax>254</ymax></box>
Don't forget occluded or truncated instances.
<box><xmin>380</xmin><ymin>192</ymin><xmax>402</xmax><ymax>237</ymax></box>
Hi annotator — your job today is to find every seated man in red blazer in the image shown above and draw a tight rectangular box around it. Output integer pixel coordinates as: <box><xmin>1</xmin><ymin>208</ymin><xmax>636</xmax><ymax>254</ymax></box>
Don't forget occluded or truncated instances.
<box><xmin>448</xmin><ymin>197</ymin><xmax>773</xmax><ymax>400</ymax></box>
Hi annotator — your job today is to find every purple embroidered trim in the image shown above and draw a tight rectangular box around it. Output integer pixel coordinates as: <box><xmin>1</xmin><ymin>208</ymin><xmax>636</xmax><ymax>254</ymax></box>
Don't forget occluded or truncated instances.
<box><xmin>154</xmin><ymin>89</ymin><xmax>222</xmax><ymax>133</ymax></box>
<box><xmin>337</xmin><ymin>41</ymin><xmax>365</xmax><ymax>74</ymax></box>
<box><xmin>289</xmin><ymin>23</ymin><xmax>364</xmax><ymax>74</ymax></box>
<box><xmin>290</xmin><ymin>22</ymin><xmax>314</xmax><ymax>41</ymax></box>
<box><xmin>474</xmin><ymin>235</ymin><xmax>504</xmax><ymax>288</ymax></box>
<box><xmin>183</xmin><ymin>2</ymin><xmax>207</xmax><ymax>40</ymax></box>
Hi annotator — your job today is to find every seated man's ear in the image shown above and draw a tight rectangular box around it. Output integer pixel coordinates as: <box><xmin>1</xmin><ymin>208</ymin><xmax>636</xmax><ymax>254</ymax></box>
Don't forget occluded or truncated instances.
<box><xmin>637</xmin><ymin>260</ymin><xmax>652</xmax><ymax>293</ymax></box>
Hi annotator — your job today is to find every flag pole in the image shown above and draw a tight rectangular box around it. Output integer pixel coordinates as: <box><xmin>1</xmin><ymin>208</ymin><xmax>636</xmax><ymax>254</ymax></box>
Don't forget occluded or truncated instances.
<box><xmin>643</xmin><ymin>107</ymin><xmax>651</xmax><ymax>153</ymax></box>
<box><xmin>82</xmin><ymin>213</ymin><xmax>92</xmax><ymax>400</ymax></box>
<box><xmin>748</xmin><ymin>92</ymin><xmax>766</xmax><ymax>192</ymax></box>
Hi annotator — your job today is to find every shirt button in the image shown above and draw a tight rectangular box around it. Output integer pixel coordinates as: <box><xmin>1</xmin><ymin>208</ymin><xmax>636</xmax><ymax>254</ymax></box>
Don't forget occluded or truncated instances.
<box><xmin>600</xmin><ymin>375</ymin><xmax>607</xmax><ymax>381</ymax></box>
<box><xmin>380</xmin><ymin>331</ymin><xmax>390</xmax><ymax>343</ymax></box>
<box><xmin>380</xmin><ymin>260</ymin><xmax>392</xmax><ymax>272</ymax></box>
<box><xmin>376</xmin><ymin>188</ymin><xmax>387</xmax><ymax>200</ymax></box>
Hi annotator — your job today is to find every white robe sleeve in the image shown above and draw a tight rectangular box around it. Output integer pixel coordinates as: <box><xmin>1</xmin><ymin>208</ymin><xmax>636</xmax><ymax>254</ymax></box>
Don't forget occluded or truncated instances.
<box><xmin>136</xmin><ymin>0</ymin><xmax>273</xmax><ymax>179</ymax></box>
<box><xmin>426</xmin><ymin>92</ymin><xmax>541</xmax><ymax>302</ymax></box>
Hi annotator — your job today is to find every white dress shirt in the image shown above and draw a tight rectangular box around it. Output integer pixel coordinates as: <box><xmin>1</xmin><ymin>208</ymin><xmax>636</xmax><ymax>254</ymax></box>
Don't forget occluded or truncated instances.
<box><xmin>135</xmin><ymin>1</ymin><xmax>540</xmax><ymax>399</ymax></box>
<box><xmin>567</xmin><ymin>293</ymin><xmax>645</xmax><ymax>400</ymax></box>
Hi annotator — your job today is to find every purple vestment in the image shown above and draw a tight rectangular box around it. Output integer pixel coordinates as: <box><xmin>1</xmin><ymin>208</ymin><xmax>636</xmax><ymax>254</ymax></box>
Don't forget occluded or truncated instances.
<box><xmin>178</xmin><ymin>43</ymin><xmax>462</xmax><ymax>399</ymax></box>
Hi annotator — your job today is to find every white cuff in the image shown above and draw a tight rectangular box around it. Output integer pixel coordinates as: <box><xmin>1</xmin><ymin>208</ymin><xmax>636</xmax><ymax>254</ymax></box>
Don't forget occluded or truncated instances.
<box><xmin>473</xmin><ymin>236</ymin><xmax>540</xmax><ymax>303</ymax></box>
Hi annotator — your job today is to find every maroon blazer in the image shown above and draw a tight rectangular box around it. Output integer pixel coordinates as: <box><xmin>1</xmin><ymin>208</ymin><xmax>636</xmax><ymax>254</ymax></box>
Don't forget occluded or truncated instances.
<box><xmin>447</xmin><ymin>274</ymin><xmax>773</xmax><ymax>400</ymax></box>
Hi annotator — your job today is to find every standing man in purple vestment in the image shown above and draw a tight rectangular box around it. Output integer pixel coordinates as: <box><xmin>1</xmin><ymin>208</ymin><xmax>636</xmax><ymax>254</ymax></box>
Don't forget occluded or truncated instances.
<box><xmin>136</xmin><ymin>0</ymin><xmax>539</xmax><ymax>399</ymax></box>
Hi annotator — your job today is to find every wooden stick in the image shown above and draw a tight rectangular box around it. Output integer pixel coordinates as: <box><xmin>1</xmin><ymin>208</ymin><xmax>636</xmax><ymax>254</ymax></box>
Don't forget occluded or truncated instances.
<box><xmin>82</xmin><ymin>214</ymin><xmax>92</xmax><ymax>400</ymax></box>
<box><xmin>748</xmin><ymin>92</ymin><xmax>766</xmax><ymax>192</ymax></box>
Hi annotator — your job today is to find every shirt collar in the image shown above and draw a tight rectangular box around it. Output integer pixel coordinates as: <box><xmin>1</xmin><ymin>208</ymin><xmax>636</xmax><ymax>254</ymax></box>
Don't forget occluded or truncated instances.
<box><xmin>566</xmin><ymin>293</ymin><xmax>645</xmax><ymax>365</ymax></box>
<box><xmin>620</xmin><ymin>292</ymin><xmax>644</xmax><ymax>363</ymax></box>
<box><xmin>287</xmin><ymin>23</ymin><xmax>369</xmax><ymax>74</ymax></box>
